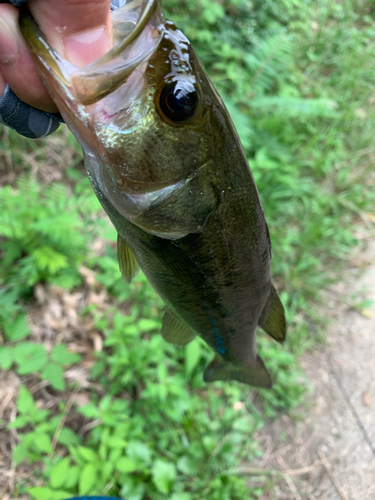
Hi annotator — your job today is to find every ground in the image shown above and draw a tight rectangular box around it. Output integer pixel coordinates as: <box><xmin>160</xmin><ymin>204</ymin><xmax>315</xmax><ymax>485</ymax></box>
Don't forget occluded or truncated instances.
<box><xmin>253</xmin><ymin>237</ymin><xmax>375</xmax><ymax>499</ymax></box>
<box><xmin>1</xmin><ymin>177</ymin><xmax>374</xmax><ymax>499</ymax></box>
<box><xmin>1</xmin><ymin>242</ymin><xmax>375</xmax><ymax>499</ymax></box>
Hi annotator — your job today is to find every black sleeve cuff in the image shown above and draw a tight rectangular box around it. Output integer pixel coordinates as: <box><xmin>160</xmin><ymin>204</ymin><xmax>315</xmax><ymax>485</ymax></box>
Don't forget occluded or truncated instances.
<box><xmin>0</xmin><ymin>85</ymin><xmax>63</xmax><ymax>139</ymax></box>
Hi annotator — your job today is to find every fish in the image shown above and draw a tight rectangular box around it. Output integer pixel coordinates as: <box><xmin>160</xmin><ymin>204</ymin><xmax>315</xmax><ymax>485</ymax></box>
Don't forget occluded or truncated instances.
<box><xmin>19</xmin><ymin>0</ymin><xmax>286</xmax><ymax>387</ymax></box>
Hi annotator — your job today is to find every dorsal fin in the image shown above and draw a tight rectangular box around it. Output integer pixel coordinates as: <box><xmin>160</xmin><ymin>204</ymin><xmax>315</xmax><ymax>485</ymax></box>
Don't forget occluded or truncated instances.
<box><xmin>260</xmin><ymin>285</ymin><xmax>286</xmax><ymax>344</ymax></box>
<box><xmin>117</xmin><ymin>234</ymin><xmax>139</xmax><ymax>283</ymax></box>
<box><xmin>161</xmin><ymin>308</ymin><xmax>196</xmax><ymax>346</ymax></box>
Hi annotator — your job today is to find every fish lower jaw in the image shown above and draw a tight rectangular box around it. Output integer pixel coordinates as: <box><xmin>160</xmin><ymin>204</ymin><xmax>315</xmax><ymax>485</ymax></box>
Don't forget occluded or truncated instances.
<box><xmin>102</xmin><ymin>176</ymin><xmax>184</xmax><ymax>218</ymax></box>
<box><xmin>114</xmin><ymin>176</ymin><xmax>185</xmax><ymax>196</ymax></box>
<box><xmin>112</xmin><ymin>157</ymin><xmax>214</xmax><ymax>196</ymax></box>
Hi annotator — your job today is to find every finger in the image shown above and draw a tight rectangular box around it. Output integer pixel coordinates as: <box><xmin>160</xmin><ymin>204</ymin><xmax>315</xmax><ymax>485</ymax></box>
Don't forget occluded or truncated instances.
<box><xmin>0</xmin><ymin>0</ymin><xmax>112</xmax><ymax>113</ymax></box>
<box><xmin>0</xmin><ymin>69</ymin><xmax>6</xmax><ymax>96</ymax></box>
<box><xmin>0</xmin><ymin>4</ymin><xmax>58</xmax><ymax>112</ymax></box>
<box><xmin>29</xmin><ymin>0</ymin><xmax>113</xmax><ymax>68</ymax></box>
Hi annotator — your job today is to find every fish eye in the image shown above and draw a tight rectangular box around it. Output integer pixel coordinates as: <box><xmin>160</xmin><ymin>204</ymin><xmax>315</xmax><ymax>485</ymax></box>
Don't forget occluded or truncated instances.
<box><xmin>159</xmin><ymin>81</ymin><xmax>199</xmax><ymax>123</ymax></box>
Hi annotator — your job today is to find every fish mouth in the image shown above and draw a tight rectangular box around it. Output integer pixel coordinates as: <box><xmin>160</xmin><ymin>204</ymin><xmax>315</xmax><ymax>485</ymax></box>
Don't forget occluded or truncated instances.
<box><xmin>19</xmin><ymin>0</ymin><xmax>164</xmax><ymax>106</ymax></box>
<box><xmin>70</xmin><ymin>0</ymin><xmax>164</xmax><ymax>105</ymax></box>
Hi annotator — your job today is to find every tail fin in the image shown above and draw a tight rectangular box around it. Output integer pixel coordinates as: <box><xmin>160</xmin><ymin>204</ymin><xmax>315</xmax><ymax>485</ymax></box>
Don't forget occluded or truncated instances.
<box><xmin>260</xmin><ymin>285</ymin><xmax>286</xmax><ymax>344</ymax></box>
<box><xmin>203</xmin><ymin>356</ymin><xmax>272</xmax><ymax>388</ymax></box>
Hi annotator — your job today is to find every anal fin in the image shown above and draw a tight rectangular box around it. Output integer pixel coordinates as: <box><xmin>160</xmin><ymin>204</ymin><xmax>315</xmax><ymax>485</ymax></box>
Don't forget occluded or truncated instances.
<box><xmin>117</xmin><ymin>234</ymin><xmax>139</xmax><ymax>283</ymax></box>
<box><xmin>161</xmin><ymin>309</ymin><xmax>196</xmax><ymax>346</ymax></box>
<box><xmin>260</xmin><ymin>285</ymin><xmax>286</xmax><ymax>344</ymax></box>
<box><xmin>203</xmin><ymin>355</ymin><xmax>273</xmax><ymax>388</ymax></box>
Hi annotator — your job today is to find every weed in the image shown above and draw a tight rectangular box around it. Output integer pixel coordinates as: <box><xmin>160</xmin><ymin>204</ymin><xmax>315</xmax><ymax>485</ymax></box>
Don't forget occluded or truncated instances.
<box><xmin>0</xmin><ymin>174</ymin><xmax>103</xmax><ymax>339</ymax></box>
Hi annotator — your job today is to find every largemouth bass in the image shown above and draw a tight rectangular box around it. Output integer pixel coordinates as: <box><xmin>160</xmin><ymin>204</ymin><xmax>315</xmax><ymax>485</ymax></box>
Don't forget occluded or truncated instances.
<box><xmin>19</xmin><ymin>0</ymin><xmax>286</xmax><ymax>387</ymax></box>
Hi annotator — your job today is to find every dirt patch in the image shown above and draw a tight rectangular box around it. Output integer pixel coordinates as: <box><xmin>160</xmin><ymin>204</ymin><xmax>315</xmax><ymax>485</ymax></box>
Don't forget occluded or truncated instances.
<box><xmin>0</xmin><ymin>270</ymin><xmax>112</xmax><ymax>500</ymax></box>
<box><xmin>254</xmin><ymin>238</ymin><xmax>375</xmax><ymax>500</ymax></box>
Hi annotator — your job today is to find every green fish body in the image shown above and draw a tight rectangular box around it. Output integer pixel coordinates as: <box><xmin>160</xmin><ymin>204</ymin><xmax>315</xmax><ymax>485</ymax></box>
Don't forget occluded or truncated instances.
<box><xmin>20</xmin><ymin>0</ymin><xmax>286</xmax><ymax>387</ymax></box>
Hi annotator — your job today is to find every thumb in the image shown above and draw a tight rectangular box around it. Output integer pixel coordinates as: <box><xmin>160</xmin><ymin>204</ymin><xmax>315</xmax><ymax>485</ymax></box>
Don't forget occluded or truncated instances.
<box><xmin>29</xmin><ymin>0</ymin><xmax>113</xmax><ymax>67</ymax></box>
<box><xmin>0</xmin><ymin>0</ymin><xmax>112</xmax><ymax>112</ymax></box>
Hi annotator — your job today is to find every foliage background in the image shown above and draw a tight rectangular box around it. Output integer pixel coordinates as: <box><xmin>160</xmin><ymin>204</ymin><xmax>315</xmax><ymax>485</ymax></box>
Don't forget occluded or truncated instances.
<box><xmin>1</xmin><ymin>0</ymin><xmax>375</xmax><ymax>498</ymax></box>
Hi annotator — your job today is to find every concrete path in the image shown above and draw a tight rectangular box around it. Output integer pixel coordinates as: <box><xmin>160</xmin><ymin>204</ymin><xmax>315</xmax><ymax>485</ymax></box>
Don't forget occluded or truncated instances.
<box><xmin>256</xmin><ymin>241</ymin><xmax>375</xmax><ymax>499</ymax></box>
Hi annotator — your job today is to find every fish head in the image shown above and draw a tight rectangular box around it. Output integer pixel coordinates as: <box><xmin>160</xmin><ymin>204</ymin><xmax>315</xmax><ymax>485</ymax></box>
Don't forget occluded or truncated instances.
<box><xmin>87</xmin><ymin>18</ymin><xmax>215</xmax><ymax>199</ymax></box>
<box><xmin>19</xmin><ymin>0</ymin><xmax>233</xmax><ymax>221</ymax></box>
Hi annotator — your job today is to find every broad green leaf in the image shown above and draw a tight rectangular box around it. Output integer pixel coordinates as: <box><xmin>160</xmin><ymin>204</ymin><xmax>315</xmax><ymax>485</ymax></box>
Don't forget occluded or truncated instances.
<box><xmin>51</xmin><ymin>344</ymin><xmax>81</xmax><ymax>365</ymax></box>
<box><xmin>116</xmin><ymin>457</ymin><xmax>138</xmax><ymax>473</ymax></box>
<box><xmin>13</xmin><ymin>343</ymin><xmax>47</xmax><ymax>374</ymax></box>
<box><xmin>152</xmin><ymin>460</ymin><xmax>176</xmax><ymax>494</ymax></box>
<box><xmin>12</xmin><ymin>442</ymin><xmax>30</xmax><ymax>464</ymax></box>
<box><xmin>233</xmin><ymin>415</ymin><xmax>253</xmax><ymax>432</ymax></box>
<box><xmin>91</xmin><ymin>359</ymin><xmax>106</xmax><ymax>379</ymax></box>
<box><xmin>99</xmin><ymin>394</ymin><xmax>112</xmax><ymax>411</ymax></box>
<box><xmin>106</xmin><ymin>436</ymin><xmax>128</xmax><ymax>448</ymax></box>
<box><xmin>29</xmin><ymin>408</ymin><xmax>50</xmax><ymax>425</ymax></box>
<box><xmin>102</xmin><ymin>460</ymin><xmax>116</xmax><ymax>481</ymax></box>
<box><xmin>57</xmin><ymin>427</ymin><xmax>80</xmax><ymax>446</ymax></box>
<box><xmin>16</xmin><ymin>385</ymin><xmax>36</xmax><ymax>414</ymax></box>
<box><xmin>28</xmin><ymin>487</ymin><xmax>54</xmax><ymax>500</ymax></box>
<box><xmin>109</xmin><ymin>447</ymin><xmax>122</xmax><ymax>463</ymax></box>
<box><xmin>41</xmin><ymin>363</ymin><xmax>65</xmax><ymax>391</ymax></box>
<box><xmin>50</xmin><ymin>457</ymin><xmax>70</xmax><ymax>488</ymax></box>
<box><xmin>185</xmin><ymin>339</ymin><xmax>202</xmax><ymax>377</ymax></box>
<box><xmin>12</xmin><ymin>343</ymin><xmax>31</xmax><ymax>363</ymax></box>
<box><xmin>120</xmin><ymin>480</ymin><xmax>145</xmax><ymax>500</ymax></box>
<box><xmin>137</xmin><ymin>318</ymin><xmax>161</xmax><ymax>331</ymax></box>
<box><xmin>77</xmin><ymin>446</ymin><xmax>98</xmax><ymax>462</ymax></box>
<box><xmin>170</xmin><ymin>494</ymin><xmax>193</xmax><ymax>500</ymax></box>
<box><xmin>177</xmin><ymin>455</ymin><xmax>199</xmax><ymax>475</ymax></box>
<box><xmin>64</xmin><ymin>465</ymin><xmax>80</xmax><ymax>488</ymax></box>
<box><xmin>79</xmin><ymin>463</ymin><xmax>98</xmax><ymax>495</ymax></box>
<box><xmin>7</xmin><ymin>415</ymin><xmax>29</xmax><ymax>429</ymax></box>
<box><xmin>68</xmin><ymin>445</ymin><xmax>85</xmax><ymax>466</ymax></box>
<box><xmin>33</xmin><ymin>433</ymin><xmax>53</xmax><ymax>453</ymax></box>
<box><xmin>122</xmin><ymin>324</ymin><xmax>139</xmax><ymax>336</ymax></box>
<box><xmin>77</xmin><ymin>403</ymin><xmax>100</xmax><ymax>419</ymax></box>
<box><xmin>0</xmin><ymin>346</ymin><xmax>13</xmax><ymax>370</ymax></box>
<box><xmin>3</xmin><ymin>313</ymin><xmax>30</xmax><ymax>341</ymax></box>
<box><xmin>51</xmin><ymin>491</ymin><xmax>74</xmax><ymax>500</ymax></box>
<box><xmin>127</xmin><ymin>441</ymin><xmax>151</xmax><ymax>466</ymax></box>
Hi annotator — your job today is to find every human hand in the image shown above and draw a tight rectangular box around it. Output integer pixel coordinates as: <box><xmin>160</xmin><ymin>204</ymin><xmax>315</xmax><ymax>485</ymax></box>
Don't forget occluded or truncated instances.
<box><xmin>0</xmin><ymin>0</ymin><xmax>113</xmax><ymax>137</ymax></box>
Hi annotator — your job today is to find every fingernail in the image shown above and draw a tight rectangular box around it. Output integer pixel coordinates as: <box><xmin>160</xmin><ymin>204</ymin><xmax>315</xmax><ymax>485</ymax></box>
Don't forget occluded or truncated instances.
<box><xmin>0</xmin><ymin>17</ymin><xmax>19</xmax><ymax>64</ymax></box>
<box><xmin>64</xmin><ymin>26</ymin><xmax>110</xmax><ymax>67</ymax></box>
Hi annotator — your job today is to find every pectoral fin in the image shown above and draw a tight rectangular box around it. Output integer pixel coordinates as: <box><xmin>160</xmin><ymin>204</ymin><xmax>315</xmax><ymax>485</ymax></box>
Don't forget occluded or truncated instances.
<box><xmin>117</xmin><ymin>234</ymin><xmax>139</xmax><ymax>283</ymax></box>
<box><xmin>203</xmin><ymin>355</ymin><xmax>273</xmax><ymax>388</ymax></box>
<box><xmin>161</xmin><ymin>309</ymin><xmax>196</xmax><ymax>345</ymax></box>
<box><xmin>260</xmin><ymin>285</ymin><xmax>286</xmax><ymax>344</ymax></box>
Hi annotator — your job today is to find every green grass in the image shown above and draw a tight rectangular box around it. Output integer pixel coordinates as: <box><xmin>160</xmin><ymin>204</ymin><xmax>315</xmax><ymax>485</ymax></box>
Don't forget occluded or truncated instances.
<box><xmin>1</xmin><ymin>0</ymin><xmax>375</xmax><ymax>498</ymax></box>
